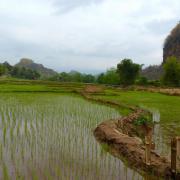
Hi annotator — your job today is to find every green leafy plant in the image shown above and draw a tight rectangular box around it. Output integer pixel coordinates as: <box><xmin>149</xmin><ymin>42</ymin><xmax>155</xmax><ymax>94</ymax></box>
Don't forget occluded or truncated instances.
<box><xmin>133</xmin><ymin>114</ymin><xmax>153</xmax><ymax>126</ymax></box>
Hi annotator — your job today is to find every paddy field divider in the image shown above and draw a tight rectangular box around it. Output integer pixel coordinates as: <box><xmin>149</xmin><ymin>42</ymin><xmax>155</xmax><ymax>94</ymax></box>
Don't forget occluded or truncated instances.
<box><xmin>77</xmin><ymin>86</ymin><xmax>180</xmax><ymax>179</ymax></box>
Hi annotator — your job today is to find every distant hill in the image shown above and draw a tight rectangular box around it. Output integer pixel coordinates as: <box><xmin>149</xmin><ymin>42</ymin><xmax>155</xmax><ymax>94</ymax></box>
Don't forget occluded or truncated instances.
<box><xmin>141</xmin><ymin>65</ymin><xmax>163</xmax><ymax>80</ymax></box>
<box><xmin>15</xmin><ymin>58</ymin><xmax>57</xmax><ymax>77</ymax></box>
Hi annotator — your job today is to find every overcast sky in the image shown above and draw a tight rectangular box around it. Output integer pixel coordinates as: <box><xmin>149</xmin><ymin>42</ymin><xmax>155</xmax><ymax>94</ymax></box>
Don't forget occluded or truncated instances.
<box><xmin>0</xmin><ymin>0</ymin><xmax>180</xmax><ymax>73</ymax></box>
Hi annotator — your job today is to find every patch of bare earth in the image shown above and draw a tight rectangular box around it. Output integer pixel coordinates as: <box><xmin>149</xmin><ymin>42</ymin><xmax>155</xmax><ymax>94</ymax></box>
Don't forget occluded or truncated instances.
<box><xmin>134</xmin><ymin>86</ymin><xmax>180</xmax><ymax>96</ymax></box>
<box><xmin>84</xmin><ymin>85</ymin><xmax>104</xmax><ymax>93</ymax></box>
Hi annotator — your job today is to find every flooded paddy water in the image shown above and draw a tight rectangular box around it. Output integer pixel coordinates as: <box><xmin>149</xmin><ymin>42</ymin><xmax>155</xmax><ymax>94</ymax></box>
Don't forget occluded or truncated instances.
<box><xmin>0</xmin><ymin>93</ymin><xmax>147</xmax><ymax>180</ymax></box>
<box><xmin>144</xmin><ymin>107</ymin><xmax>176</xmax><ymax>159</ymax></box>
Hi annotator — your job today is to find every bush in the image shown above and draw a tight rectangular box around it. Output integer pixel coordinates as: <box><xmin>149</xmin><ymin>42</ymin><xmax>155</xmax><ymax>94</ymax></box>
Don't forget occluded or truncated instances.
<box><xmin>135</xmin><ymin>76</ymin><xmax>148</xmax><ymax>85</ymax></box>
<box><xmin>133</xmin><ymin>114</ymin><xmax>153</xmax><ymax>126</ymax></box>
<box><xmin>148</xmin><ymin>80</ymin><xmax>161</xmax><ymax>87</ymax></box>
<box><xmin>117</xmin><ymin>59</ymin><xmax>141</xmax><ymax>86</ymax></box>
<box><xmin>162</xmin><ymin>56</ymin><xmax>180</xmax><ymax>87</ymax></box>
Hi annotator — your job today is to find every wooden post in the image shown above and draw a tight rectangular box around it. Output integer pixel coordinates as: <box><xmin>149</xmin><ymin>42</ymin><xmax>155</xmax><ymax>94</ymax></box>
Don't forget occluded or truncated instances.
<box><xmin>171</xmin><ymin>137</ymin><xmax>177</xmax><ymax>174</ymax></box>
<box><xmin>177</xmin><ymin>137</ymin><xmax>180</xmax><ymax>173</ymax></box>
<box><xmin>145</xmin><ymin>128</ymin><xmax>153</xmax><ymax>165</ymax></box>
<box><xmin>171</xmin><ymin>137</ymin><xmax>180</xmax><ymax>176</ymax></box>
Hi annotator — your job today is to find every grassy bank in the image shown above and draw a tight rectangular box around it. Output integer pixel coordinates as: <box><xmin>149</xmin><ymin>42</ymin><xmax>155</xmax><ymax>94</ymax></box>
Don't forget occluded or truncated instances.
<box><xmin>92</xmin><ymin>88</ymin><xmax>180</xmax><ymax>137</ymax></box>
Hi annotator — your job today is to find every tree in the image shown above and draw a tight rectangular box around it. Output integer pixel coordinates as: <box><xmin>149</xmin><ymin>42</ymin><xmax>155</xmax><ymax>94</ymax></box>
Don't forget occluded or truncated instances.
<box><xmin>104</xmin><ymin>68</ymin><xmax>120</xmax><ymax>85</ymax></box>
<box><xmin>3</xmin><ymin>61</ymin><xmax>12</xmax><ymax>72</ymax></box>
<box><xmin>96</xmin><ymin>68</ymin><xmax>120</xmax><ymax>85</ymax></box>
<box><xmin>0</xmin><ymin>64</ymin><xmax>6</xmax><ymax>76</ymax></box>
<box><xmin>49</xmin><ymin>71</ymin><xmax>95</xmax><ymax>83</ymax></box>
<box><xmin>10</xmin><ymin>66</ymin><xmax>20</xmax><ymax>77</ymax></box>
<box><xmin>97</xmin><ymin>73</ymin><xmax>105</xmax><ymax>84</ymax></box>
<box><xmin>162</xmin><ymin>56</ymin><xmax>180</xmax><ymax>86</ymax></box>
<box><xmin>69</xmin><ymin>71</ymin><xmax>83</xmax><ymax>82</ymax></box>
<box><xmin>59</xmin><ymin>72</ymin><xmax>71</xmax><ymax>82</ymax></box>
<box><xmin>10</xmin><ymin>66</ymin><xmax>40</xmax><ymax>80</ymax></box>
<box><xmin>136</xmin><ymin>76</ymin><xmax>148</xmax><ymax>85</ymax></box>
<box><xmin>82</xmin><ymin>74</ymin><xmax>95</xmax><ymax>83</ymax></box>
<box><xmin>117</xmin><ymin>59</ymin><xmax>141</xmax><ymax>85</ymax></box>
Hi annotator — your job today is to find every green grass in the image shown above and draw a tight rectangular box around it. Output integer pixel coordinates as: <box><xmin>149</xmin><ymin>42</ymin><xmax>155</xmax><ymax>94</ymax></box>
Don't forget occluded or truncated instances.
<box><xmin>96</xmin><ymin>89</ymin><xmax>180</xmax><ymax>131</ymax></box>
<box><xmin>0</xmin><ymin>78</ymin><xmax>85</xmax><ymax>92</ymax></box>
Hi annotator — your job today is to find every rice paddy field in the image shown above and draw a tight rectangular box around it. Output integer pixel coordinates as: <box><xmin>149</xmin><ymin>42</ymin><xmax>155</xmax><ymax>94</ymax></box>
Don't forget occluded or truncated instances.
<box><xmin>0</xmin><ymin>93</ymin><xmax>145</xmax><ymax>179</ymax></box>
<box><xmin>0</xmin><ymin>79</ymin><xmax>179</xmax><ymax>179</ymax></box>
<box><xmin>93</xmin><ymin>89</ymin><xmax>180</xmax><ymax>158</ymax></box>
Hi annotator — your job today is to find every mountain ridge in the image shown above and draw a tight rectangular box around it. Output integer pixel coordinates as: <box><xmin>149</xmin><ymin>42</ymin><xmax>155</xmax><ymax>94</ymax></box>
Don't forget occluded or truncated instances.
<box><xmin>15</xmin><ymin>58</ymin><xmax>57</xmax><ymax>77</ymax></box>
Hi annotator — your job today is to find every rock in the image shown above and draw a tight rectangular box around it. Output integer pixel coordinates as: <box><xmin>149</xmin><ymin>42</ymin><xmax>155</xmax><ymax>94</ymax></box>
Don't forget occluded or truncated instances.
<box><xmin>163</xmin><ymin>23</ymin><xmax>180</xmax><ymax>63</ymax></box>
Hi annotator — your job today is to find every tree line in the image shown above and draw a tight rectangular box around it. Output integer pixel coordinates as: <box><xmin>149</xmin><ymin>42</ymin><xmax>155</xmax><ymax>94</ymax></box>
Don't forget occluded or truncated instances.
<box><xmin>0</xmin><ymin>57</ymin><xmax>180</xmax><ymax>87</ymax></box>
<box><xmin>48</xmin><ymin>57</ymin><xmax>180</xmax><ymax>87</ymax></box>
<box><xmin>48</xmin><ymin>68</ymin><xmax>120</xmax><ymax>85</ymax></box>
<box><xmin>0</xmin><ymin>62</ymin><xmax>40</xmax><ymax>80</ymax></box>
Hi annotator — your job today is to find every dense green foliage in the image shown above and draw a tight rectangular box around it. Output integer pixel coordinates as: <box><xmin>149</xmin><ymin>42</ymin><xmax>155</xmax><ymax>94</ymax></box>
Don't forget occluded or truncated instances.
<box><xmin>162</xmin><ymin>56</ymin><xmax>180</xmax><ymax>86</ymax></box>
<box><xmin>133</xmin><ymin>114</ymin><xmax>153</xmax><ymax>126</ymax></box>
<box><xmin>0</xmin><ymin>64</ymin><xmax>6</xmax><ymax>76</ymax></box>
<box><xmin>48</xmin><ymin>68</ymin><xmax>120</xmax><ymax>85</ymax></box>
<box><xmin>97</xmin><ymin>68</ymin><xmax>120</xmax><ymax>85</ymax></box>
<box><xmin>135</xmin><ymin>76</ymin><xmax>148</xmax><ymax>86</ymax></box>
<box><xmin>48</xmin><ymin>71</ymin><xmax>95</xmax><ymax>83</ymax></box>
<box><xmin>11</xmin><ymin>67</ymin><xmax>40</xmax><ymax>79</ymax></box>
<box><xmin>0</xmin><ymin>62</ymin><xmax>40</xmax><ymax>80</ymax></box>
<box><xmin>117</xmin><ymin>59</ymin><xmax>141</xmax><ymax>86</ymax></box>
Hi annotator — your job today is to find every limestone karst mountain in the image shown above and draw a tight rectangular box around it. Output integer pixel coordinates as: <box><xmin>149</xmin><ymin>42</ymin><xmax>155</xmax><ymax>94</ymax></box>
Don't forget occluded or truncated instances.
<box><xmin>15</xmin><ymin>58</ymin><xmax>57</xmax><ymax>77</ymax></box>
<box><xmin>163</xmin><ymin>22</ymin><xmax>180</xmax><ymax>63</ymax></box>
<box><xmin>142</xmin><ymin>23</ymin><xmax>180</xmax><ymax>80</ymax></box>
<box><xmin>141</xmin><ymin>65</ymin><xmax>163</xmax><ymax>80</ymax></box>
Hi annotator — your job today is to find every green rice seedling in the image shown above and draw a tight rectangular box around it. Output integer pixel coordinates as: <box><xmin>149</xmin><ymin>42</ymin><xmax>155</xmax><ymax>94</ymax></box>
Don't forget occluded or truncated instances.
<box><xmin>3</xmin><ymin>126</ymin><xmax>7</xmax><ymax>146</ymax></box>
<box><xmin>0</xmin><ymin>93</ymin><xmax>147</xmax><ymax>179</ymax></box>
<box><xmin>2</xmin><ymin>163</ymin><xmax>9</xmax><ymax>180</ymax></box>
<box><xmin>1</xmin><ymin>111</ymin><xmax>5</xmax><ymax>127</ymax></box>
<box><xmin>0</xmin><ymin>144</ymin><xmax>3</xmax><ymax>161</ymax></box>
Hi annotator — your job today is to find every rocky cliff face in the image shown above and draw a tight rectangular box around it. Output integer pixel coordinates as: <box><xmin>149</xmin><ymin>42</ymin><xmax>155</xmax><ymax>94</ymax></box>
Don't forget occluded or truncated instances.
<box><xmin>141</xmin><ymin>65</ymin><xmax>163</xmax><ymax>80</ymax></box>
<box><xmin>163</xmin><ymin>23</ymin><xmax>180</xmax><ymax>63</ymax></box>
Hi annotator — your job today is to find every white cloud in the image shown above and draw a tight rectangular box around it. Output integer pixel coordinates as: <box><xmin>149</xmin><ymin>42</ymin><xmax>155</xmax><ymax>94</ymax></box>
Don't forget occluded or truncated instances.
<box><xmin>53</xmin><ymin>0</ymin><xmax>105</xmax><ymax>13</ymax></box>
<box><xmin>0</xmin><ymin>0</ymin><xmax>180</xmax><ymax>73</ymax></box>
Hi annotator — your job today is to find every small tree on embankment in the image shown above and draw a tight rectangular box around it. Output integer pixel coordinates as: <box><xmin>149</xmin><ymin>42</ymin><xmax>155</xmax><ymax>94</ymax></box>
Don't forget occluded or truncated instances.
<box><xmin>117</xmin><ymin>59</ymin><xmax>141</xmax><ymax>86</ymax></box>
<box><xmin>162</xmin><ymin>56</ymin><xmax>180</xmax><ymax>87</ymax></box>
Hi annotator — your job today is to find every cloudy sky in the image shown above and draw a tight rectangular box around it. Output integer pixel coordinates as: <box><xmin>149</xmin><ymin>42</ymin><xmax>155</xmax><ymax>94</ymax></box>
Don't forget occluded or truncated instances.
<box><xmin>0</xmin><ymin>0</ymin><xmax>180</xmax><ymax>73</ymax></box>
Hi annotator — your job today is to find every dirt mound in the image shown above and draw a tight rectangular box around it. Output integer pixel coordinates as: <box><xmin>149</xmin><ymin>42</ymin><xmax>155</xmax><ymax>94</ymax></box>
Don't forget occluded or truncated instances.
<box><xmin>84</xmin><ymin>85</ymin><xmax>103</xmax><ymax>93</ymax></box>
